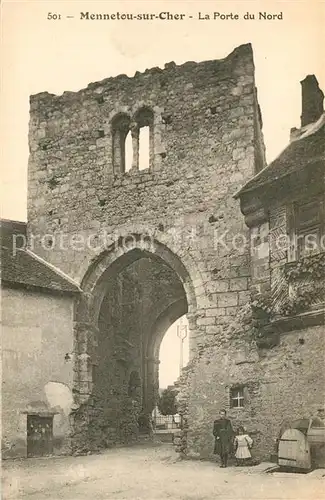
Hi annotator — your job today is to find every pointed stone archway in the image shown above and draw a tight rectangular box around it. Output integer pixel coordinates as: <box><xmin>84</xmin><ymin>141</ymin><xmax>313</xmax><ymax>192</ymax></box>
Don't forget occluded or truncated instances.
<box><xmin>71</xmin><ymin>234</ymin><xmax>197</xmax><ymax>452</ymax></box>
<box><xmin>144</xmin><ymin>297</ymin><xmax>188</xmax><ymax>415</ymax></box>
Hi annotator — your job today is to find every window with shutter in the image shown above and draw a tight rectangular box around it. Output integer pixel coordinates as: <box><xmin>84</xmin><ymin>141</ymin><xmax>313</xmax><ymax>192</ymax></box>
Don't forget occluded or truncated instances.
<box><xmin>290</xmin><ymin>196</ymin><xmax>324</xmax><ymax>260</ymax></box>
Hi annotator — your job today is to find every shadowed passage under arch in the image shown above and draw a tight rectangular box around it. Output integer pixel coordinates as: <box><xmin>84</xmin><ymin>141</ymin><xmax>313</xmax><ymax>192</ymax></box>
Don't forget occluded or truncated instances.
<box><xmin>72</xmin><ymin>239</ymin><xmax>197</xmax><ymax>451</ymax></box>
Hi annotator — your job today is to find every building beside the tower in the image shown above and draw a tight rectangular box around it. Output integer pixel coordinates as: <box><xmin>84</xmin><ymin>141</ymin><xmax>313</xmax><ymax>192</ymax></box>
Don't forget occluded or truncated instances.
<box><xmin>1</xmin><ymin>219</ymin><xmax>80</xmax><ymax>458</ymax></box>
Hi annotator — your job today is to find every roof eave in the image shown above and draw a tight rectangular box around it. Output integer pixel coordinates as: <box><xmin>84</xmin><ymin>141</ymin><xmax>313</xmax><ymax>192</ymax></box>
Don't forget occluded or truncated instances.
<box><xmin>1</xmin><ymin>279</ymin><xmax>81</xmax><ymax>296</ymax></box>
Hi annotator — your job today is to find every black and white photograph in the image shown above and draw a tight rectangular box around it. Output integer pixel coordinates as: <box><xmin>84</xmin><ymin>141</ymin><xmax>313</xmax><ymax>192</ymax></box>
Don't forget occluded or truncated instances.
<box><xmin>1</xmin><ymin>1</ymin><xmax>325</xmax><ymax>498</ymax></box>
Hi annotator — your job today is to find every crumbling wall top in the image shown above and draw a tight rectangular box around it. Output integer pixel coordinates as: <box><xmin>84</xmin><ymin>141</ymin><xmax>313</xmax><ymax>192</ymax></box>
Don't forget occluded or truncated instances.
<box><xmin>29</xmin><ymin>43</ymin><xmax>253</xmax><ymax>106</ymax></box>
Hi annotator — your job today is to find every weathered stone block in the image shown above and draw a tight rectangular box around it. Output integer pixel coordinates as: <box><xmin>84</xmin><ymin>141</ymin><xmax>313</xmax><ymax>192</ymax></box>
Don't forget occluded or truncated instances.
<box><xmin>197</xmin><ymin>317</ymin><xmax>216</xmax><ymax>327</ymax></box>
<box><xmin>229</xmin><ymin>277</ymin><xmax>248</xmax><ymax>291</ymax></box>
<box><xmin>213</xmin><ymin>280</ymin><xmax>230</xmax><ymax>292</ymax></box>
<box><xmin>205</xmin><ymin>307</ymin><xmax>226</xmax><ymax>317</ymax></box>
<box><xmin>206</xmin><ymin>326</ymin><xmax>221</xmax><ymax>335</ymax></box>
<box><xmin>238</xmin><ymin>290</ymin><xmax>251</xmax><ymax>305</ymax></box>
<box><xmin>218</xmin><ymin>292</ymin><xmax>239</xmax><ymax>308</ymax></box>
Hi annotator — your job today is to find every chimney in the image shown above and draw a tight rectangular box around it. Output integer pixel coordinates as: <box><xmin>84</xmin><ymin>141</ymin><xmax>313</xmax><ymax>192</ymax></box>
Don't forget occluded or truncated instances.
<box><xmin>300</xmin><ymin>75</ymin><xmax>324</xmax><ymax>127</ymax></box>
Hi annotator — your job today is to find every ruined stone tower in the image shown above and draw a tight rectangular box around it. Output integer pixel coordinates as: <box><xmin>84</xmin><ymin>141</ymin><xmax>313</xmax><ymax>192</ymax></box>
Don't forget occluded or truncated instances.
<box><xmin>27</xmin><ymin>43</ymin><xmax>266</xmax><ymax>452</ymax></box>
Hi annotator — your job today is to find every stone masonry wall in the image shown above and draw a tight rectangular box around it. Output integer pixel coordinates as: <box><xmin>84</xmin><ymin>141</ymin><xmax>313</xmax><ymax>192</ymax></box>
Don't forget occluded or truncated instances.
<box><xmin>27</xmin><ymin>43</ymin><xmax>263</xmax><ymax>290</ymax></box>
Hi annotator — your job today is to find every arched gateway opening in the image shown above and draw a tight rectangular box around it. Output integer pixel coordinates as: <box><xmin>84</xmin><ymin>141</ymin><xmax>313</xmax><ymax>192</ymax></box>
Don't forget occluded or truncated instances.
<box><xmin>72</xmin><ymin>235</ymin><xmax>197</xmax><ymax>452</ymax></box>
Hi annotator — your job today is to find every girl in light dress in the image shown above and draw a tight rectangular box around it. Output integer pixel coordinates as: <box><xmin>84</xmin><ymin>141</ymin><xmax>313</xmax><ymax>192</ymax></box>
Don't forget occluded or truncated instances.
<box><xmin>234</xmin><ymin>426</ymin><xmax>253</xmax><ymax>465</ymax></box>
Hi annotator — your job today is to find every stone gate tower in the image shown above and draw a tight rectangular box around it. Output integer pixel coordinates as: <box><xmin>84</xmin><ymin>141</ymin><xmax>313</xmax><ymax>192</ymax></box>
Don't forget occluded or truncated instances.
<box><xmin>27</xmin><ymin>43</ymin><xmax>266</xmax><ymax>451</ymax></box>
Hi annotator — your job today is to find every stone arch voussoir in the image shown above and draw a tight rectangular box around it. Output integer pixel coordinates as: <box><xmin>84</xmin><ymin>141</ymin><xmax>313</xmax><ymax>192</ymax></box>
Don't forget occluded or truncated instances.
<box><xmin>78</xmin><ymin>233</ymin><xmax>200</xmax><ymax>319</ymax></box>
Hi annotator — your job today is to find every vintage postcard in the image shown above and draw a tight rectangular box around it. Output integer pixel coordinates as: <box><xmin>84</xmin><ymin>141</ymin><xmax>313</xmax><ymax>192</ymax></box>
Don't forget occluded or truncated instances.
<box><xmin>1</xmin><ymin>1</ymin><xmax>324</xmax><ymax>498</ymax></box>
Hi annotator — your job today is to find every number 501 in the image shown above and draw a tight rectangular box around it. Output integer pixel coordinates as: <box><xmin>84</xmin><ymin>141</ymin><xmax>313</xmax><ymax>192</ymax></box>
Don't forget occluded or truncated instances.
<box><xmin>47</xmin><ymin>12</ymin><xmax>61</xmax><ymax>20</ymax></box>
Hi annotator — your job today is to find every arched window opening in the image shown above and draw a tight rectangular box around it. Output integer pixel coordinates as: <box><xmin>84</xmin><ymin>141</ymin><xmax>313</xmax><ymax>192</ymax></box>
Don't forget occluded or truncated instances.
<box><xmin>134</xmin><ymin>107</ymin><xmax>154</xmax><ymax>171</ymax></box>
<box><xmin>111</xmin><ymin>108</ymin><xmax>154</xmax><ymax>173</ymax></box>
<box><xmin>125</xmin><ymin>131</ymin><xmax>133</xmax><ymax>172</ymax></box>
<box><xmin>111</xmin><ymin>113</ymin><xmax>131</xmax><ymax>174</ymax></box>
<box><xmin>139</xmin><ymin>126</ymin><xmax>150</xmax><ymax>170</ymax></box>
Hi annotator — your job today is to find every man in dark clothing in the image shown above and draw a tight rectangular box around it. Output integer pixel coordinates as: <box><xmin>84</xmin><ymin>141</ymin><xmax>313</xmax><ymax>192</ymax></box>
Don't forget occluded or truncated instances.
<box><xmin>213</xmin><ymin>409</ymin><xmax>234</xmax><ymax>467</ymax></box>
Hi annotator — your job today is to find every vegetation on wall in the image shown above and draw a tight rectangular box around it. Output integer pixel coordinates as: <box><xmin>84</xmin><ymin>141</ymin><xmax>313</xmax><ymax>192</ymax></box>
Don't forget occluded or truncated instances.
<box><xmin>284</xmin><ymin>252</ymin><xmax>325</xmax><ymax>281</ymax></box>
<box><xmin>279</xmin><ymin>286</ymin><xmax>324</xmax><ymax>316</ymax></box>
<box><xmin>249</xmin><ymin>252</ymin><xmax>325</xmax><ymax>323</ymax></box>
<box><xmin>281</xmin><ymin>252</ymin><xmax>325</xmax><ymax>315</ymax></box>
<box><xmin>250</xmin><ymin>292</ymin><xmax>274</xmax><ymax>326</ymax></box>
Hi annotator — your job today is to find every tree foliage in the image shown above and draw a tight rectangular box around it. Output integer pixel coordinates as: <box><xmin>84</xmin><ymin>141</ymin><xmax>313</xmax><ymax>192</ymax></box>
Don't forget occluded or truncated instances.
<box><xmin>157</xmin><ymin>387</ymin><xmax>178</xmax><ymax>416</ymax></box>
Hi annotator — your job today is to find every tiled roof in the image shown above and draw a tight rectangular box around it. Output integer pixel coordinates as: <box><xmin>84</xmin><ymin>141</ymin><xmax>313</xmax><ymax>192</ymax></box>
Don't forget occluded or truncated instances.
<box><xmin>236</xmin><ymin>114</ymin><xmax>325</xmax><ymax>197</ymax></box>
<box><xmin>1</xmin><ymin>218</ymin><xmax>27</xmax><ymax>247</ymax></box>
<box><xmin>1</xmin><ymin>220</ymin><xmax>80</xmax><ymax>294</ymax></box>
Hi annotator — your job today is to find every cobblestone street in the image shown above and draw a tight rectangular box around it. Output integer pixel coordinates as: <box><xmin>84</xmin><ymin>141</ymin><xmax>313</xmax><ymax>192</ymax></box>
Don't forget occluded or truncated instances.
<box><xmin>3</xmin><ymin>443</ymin><xmax>324</xmax><ymax>500</ymax></box>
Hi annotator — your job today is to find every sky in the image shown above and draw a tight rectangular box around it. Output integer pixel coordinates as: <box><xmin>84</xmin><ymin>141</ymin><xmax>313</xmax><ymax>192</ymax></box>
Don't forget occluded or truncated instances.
<box><xmin>159</xmin><ymin>315</ymin><xmax>189</xmax><ymax>388</ymax></box>
<box><xmin>1</xmin><ymin>0</ymin><xmax>324</xmax><ymax>387</ymax></box>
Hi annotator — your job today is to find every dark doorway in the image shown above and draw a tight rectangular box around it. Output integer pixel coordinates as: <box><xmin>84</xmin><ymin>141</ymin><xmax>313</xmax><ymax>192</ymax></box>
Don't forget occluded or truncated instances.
<box><xmin>27</xmin><ymin>415</ymin><xmax>54</xmax><ymax>457</ymax></box>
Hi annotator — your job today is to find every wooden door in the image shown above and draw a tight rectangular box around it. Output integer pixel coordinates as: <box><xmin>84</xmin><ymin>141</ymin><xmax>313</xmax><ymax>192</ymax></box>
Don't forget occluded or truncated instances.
<box><xmin>27</xmin><ymin>415</ymin><xmax>54</xmax><ymax>458</ymax></box>
<box><xmin>278</xmin><ymin>428</ymin><xmax>311</xmax><ymax>469</ymax></box>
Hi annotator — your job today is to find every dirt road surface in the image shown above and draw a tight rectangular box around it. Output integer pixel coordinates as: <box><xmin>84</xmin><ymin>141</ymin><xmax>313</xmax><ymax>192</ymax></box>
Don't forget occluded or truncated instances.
<box><xmin>2</xmin><ymin>443</ymin><xmax>325</xmax><ymax>499</ymax></box>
